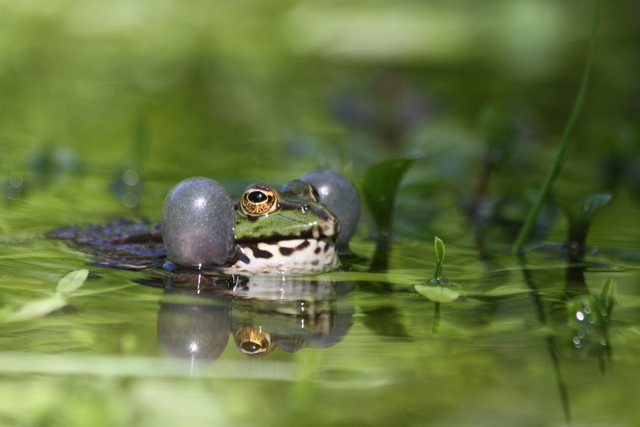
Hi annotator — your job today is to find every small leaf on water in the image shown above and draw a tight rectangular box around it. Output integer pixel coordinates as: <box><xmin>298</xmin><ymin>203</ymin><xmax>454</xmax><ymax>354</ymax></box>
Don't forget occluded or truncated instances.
<box><xmin>415</xmin><ymin>284</ymin><xmax>464</xmax><ymax>303</ymax></box>
<box><xmin>362</xmin><ymin>158</ymin><xmax>417</xmax><ymax>235</ymax></box>
<box><xmin>4</xmin><ymin>296</ymin><xmax>68</xmax><ymax>323</ymax></box>
<box><xmin>56</xmin><ymin>269</ymin><xmax>89</xmax><ymax>295</ymax></box>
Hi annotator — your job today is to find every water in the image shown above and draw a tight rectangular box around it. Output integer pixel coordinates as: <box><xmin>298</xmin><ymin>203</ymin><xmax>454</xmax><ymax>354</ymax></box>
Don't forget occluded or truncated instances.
<box><xmin>1</xmin><ymin>167</ymin><xmax>640</xmax><ymax>427</ymax></box>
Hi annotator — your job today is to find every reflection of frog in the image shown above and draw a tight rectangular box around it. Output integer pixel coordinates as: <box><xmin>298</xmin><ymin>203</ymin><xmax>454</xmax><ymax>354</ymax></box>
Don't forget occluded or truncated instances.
<box><xmin>51</xmin><ymin>170</ymin><xmax>360</xmax><ymax>276</ymax></box>
<box><xmin>155</xmin><ymin>276</ymin><xmax>355</xmax><ymax>363</ymax></box>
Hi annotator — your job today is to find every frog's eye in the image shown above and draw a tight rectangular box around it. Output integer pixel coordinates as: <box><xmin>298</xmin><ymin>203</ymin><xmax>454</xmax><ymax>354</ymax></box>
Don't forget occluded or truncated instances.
<box><xmin>240</xmin><ymin>184</ymin><xmax>280</xmax><ymax>216</ymax></box>
<box><xmin>234</xmin><ymin>327</ymin><xmax>276</xmax><ymax>357</ymax></box>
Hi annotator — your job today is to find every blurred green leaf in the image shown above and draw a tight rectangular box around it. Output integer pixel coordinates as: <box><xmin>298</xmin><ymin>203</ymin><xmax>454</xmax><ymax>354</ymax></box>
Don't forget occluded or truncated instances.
<box><xmin>56</xmin><ymin>269</ymin><xmax>89</xmax><ymax>295</ymax></box>
<box><xmin>557</xmin><ymin>193</ymin><xmax>612</xmax><ymax>249</ymax></box>
<box><xmin>582</xmin><ymin>193</ymin><xmax>612</xmax><ymax>224</ymax></box>
<box><xmin>4</xmin><ymin>296</ymin><xmax>68</xmax><ymax>323</ymax></box>
<box><xmin>600</xmin><ymin>278</ymin><xmax>616</xmax><ymax>316</ymax></box>
<box><xmin>362</xmin><ymin>158</ymin><xmax>416</xmax><ymax>236</ymax></box>
<box><xmin>478</xmin><ymin>105</ymin><xmax>517</xmax><ymax>161</ymax></box>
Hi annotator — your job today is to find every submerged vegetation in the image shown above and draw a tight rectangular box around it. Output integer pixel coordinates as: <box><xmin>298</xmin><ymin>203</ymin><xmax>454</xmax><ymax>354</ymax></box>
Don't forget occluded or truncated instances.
<box><xmin>1</xmin><ymin>0</ymin><xmax>640</xmax><ymax>426</ymax></box>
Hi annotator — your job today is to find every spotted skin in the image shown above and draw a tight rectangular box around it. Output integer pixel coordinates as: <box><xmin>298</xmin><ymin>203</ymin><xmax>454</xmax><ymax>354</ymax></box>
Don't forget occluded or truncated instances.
<box><xmin>223</xmin><ymin>238</ymin><xmax>339</xmax><ymax>275</ymax></box>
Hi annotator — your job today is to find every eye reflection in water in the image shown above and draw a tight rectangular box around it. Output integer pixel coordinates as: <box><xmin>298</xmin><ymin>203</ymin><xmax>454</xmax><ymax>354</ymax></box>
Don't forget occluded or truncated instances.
<box><xmin>151</xmin><ymin>274</ymin><xmax>355</xmax><ymax>364</ymax></box>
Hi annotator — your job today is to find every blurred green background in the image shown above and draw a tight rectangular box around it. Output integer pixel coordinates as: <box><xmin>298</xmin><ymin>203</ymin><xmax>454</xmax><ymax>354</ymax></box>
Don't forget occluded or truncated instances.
<box><xmin>1</xmin><ymin>0</ymin><xmax>638</xmax><ymax>182</ymax></box>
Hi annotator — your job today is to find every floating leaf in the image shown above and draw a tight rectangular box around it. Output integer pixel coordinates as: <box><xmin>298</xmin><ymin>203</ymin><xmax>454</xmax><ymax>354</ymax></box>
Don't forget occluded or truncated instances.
<box><xmin>56</xmin><ymin>269</ymin><xmax>89</xmax><ymax>295</ymax></box>
<box><xmin>362</xmin><ymin>158</ymin><xmax>416</xmax><ymax>235</ymax></box>
<box><xmin>415</xmin><ymin>284</ymin><xmax>464</xmax><ymax>303</ymax></box>
<box><xmin>4</xmin><ymin>296</ymin><xmax>68</xmax><ymax>323</ymax></box>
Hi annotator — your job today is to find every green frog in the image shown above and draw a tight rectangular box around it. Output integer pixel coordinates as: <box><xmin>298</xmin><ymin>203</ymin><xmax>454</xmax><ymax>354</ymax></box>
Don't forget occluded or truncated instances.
<box><xmin>221</xmin><ymin>179</ymin><xmax>343</xmax><ymax>275</ymax></box>
<box><xmin>54</xmin><ymin>170</ymin><xmax>360</xmax><ymax>276</ymax></box>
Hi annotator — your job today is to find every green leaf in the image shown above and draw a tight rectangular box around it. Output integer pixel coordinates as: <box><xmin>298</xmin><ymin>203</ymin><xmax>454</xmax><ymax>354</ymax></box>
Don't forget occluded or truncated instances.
<box><xmin>582</xmin><ymin>193</ymin><xmax>612</xmax><ymax>224</ymax></box>
<box><xmin>599</xmin><ymin>278</ymin><xmax>616</xmax><ymax>316</ymax></box>
<box><xmin>56</xmin><ymin>269</ymin><xmax>89</xmax><ymax>295</ymax></box>
<box><xmin>511</xmin><ymin>0</ymin><xmax>600</xmax><ymax>253</ymax></box>
<box><xmin>478</xmin><ymin>104</ymin><xmax>517</xmax><ymax>157</ymax></box>
<box><xmin>4</xmin><ymin>296</ymin><xmax>68</xmax><ymax>323</ymax></box>
<box><xmin>362</xmin><ymin>158</ymin><xmax>417</xmax><ymax>235</ymax></box>
<box><xmin>415</xmin><ymin>284</ymin><xmax>464</xmax><ymax>303</ymax></box>
<box><xmin>434</xmin><ymin>236</ymin><xmax>445</xmax><ymax>278</ymax></box>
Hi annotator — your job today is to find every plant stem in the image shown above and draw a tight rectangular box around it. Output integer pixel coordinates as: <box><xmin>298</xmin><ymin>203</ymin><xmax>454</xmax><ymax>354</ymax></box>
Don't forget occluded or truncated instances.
<box><xmin>512</xmin><ymin>0</ymin><xmax>600</xmax><ymax>253</ymax></box>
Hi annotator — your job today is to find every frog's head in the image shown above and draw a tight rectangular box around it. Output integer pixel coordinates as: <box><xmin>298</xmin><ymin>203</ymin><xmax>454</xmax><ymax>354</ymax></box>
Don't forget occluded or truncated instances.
<box><xmin>235</xmin><ymin>180</ymin><xmax>340</xmax><ymax>244</ymax></box>
<box><xmin>225</xmin><ymin>180</ymin><xmax>342</xmax><ymax>275</ymax></box>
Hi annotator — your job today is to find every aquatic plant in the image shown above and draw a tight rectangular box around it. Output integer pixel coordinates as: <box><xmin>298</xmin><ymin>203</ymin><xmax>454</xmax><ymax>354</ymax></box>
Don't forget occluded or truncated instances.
<box><xmin>564</xmin><ymin>279</ymin><xmax>615</xmax><ymax>370</ymax></box>
<box><xmin>3</xmin><ymin>269</ymin><xmax>89</xmax><ymax>323</ymax></box>
<box><xmin>512</xmin><ymin>0</ymin><xmax>601</xmax><ymax>252</ymax></box>
<box><xmin>362</xmin><ymin>157</ymin><xmax>416</xmax><ymax>271</ymax></box>
<box><xmin>414</xmin><ymin>237</ymin><xmax>465</xmax><ymax>304</ymax></box>
<box><xmin>557</xmin><ymin>193</ymin><xmax>612</xmax><ymax>260</ymax></box>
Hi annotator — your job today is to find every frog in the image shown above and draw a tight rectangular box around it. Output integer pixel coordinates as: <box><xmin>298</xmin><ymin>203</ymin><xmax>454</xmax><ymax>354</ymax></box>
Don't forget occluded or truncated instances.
<box><xmin>51</xmin><ymin>170</ymin><xmax>360</xmax><ymax>276</ymax></box>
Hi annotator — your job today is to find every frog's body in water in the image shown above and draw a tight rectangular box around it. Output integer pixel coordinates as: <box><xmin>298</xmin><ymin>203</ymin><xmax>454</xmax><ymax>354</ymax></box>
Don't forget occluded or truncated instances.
<box><xmin>53</xmin><ymin>171</ymin><xmax>360</xmax><ymax>276</ymax></box>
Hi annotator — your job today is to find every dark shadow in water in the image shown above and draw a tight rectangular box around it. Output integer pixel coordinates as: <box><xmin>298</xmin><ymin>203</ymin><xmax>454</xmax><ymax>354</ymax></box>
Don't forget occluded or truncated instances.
<box><xmin>137</xmin><ymin>274</ymin><xmax>355</xmax><ymax>365</ymax></box>
<box><xmin>518</xmin><ymin>252</ymin><xmax>572</xmax><ymax>423</ymax></box>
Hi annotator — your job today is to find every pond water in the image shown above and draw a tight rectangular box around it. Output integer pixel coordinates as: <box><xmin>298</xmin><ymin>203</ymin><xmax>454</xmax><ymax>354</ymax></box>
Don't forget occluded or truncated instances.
<box><xmin>1</xmin><ymin>163</ymin><xmax>640</xmax><ymax>427</ymax></box>
<box><xmin>2</xmin><ymin>1</ymin><xmax>640</xmax><ymax>426</ymax></box>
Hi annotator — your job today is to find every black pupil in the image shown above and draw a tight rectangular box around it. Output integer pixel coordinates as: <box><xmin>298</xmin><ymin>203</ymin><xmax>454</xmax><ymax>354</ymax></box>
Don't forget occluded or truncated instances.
<box><xmin>242</xmin><ymin>341</ymin><xmax>262</xmax><ymax>352</ymax></box>
<box><xmin>248</xmin><ymin>191</ymin><xmax>267</xmax><ymax>203</ymax></box>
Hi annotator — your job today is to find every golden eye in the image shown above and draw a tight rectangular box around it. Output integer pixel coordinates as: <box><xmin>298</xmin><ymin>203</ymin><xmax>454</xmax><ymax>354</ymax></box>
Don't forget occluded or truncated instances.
<box><xmin>240</xmin><ymin>184</ymin><xmax>280</xmax><ymax>216</ymax></box>
<box><xmin>234</xmin><ymin>328</ymin><xmax>276</xmax><ymax>356</ymax></box>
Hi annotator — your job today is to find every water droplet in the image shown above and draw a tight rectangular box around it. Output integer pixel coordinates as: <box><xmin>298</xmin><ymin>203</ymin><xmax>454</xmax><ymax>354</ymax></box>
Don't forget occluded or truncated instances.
<box><xmin>123</xmin><ymin>169</ymin><xmax>139</xmax><ymax>186</ymax></box>
<box><xmin>572</xmin><ymin>336</ymin><xmax>581</xmax><ymax>346</ymax></box>
<box><xmin>584</xmin><ymin>306</ymin><xmax>591</xmax><ymax>314</ymax></box>
<box><xmin>122</xmin><ymin>192</ymin><xmax>138</xmax><ymax>208</ymax></box>
<box><xmin>9</xmin><ymin>173</ymin><xmax>23</xmax><ymax>188</ymax></box>
<box><xmin>576</xmin><ymin>311</ymin><xmax>584</xmax><ymax>321</ymax></box>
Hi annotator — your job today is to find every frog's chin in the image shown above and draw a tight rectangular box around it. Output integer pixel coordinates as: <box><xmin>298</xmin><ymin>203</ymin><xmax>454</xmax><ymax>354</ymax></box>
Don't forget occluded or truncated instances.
<box><xmin>223</xmin><ymin>238</ymin><xmax>339</xmax><ymax>276</ymax></box>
